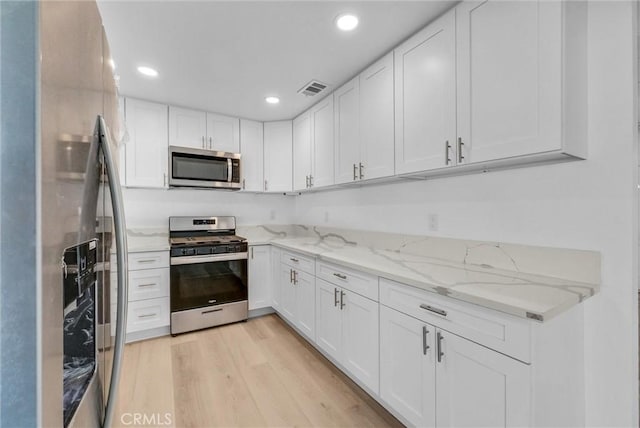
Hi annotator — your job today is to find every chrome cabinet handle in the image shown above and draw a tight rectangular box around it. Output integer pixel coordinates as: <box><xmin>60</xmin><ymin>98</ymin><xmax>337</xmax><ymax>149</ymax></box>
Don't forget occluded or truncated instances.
<box><xmin>436</xmin><ymin>331</ymin><xmax>444</xmax><ymax>362</ymax></box>
<box><xmin>457</xmin><ymin>137</ymin><xmax>465</xmax><ymax>163</ymax></box>
<box><xmin>422</xmin><ymin>326</ymin><xmax>430</xmax><ymax>355</ymax></box>
<box><xmin>137</xmin><ymin>259</ymin><xmax>156</xmax><ymax>264</ymax></box>
<box><xmin>96</xmin><ymin>116</ymin><xmax>128</xmax><ymax>428</ymax></box>
<box><xmin>305</xmin><ymin>175</ymin><xmax>309</xmax><ymax>188</ymax></box>
<box><xmin>359</xmin><ymin>162</ymin><xmax>364</xmax><ymax>179</ymax></box>
<box><xmin>137</xmin><ymin>283</ymin><xmax>155</xmax><ymax>288</ymax></box>
<box><xmin>420</xmin><ymin>304</ymin><xmax>447</xmax><ymax>317</ymax></box>
<box><xmin>340</xmin><ymin>290</ymin><xmax>346</xmax><ymax>310</ymax></box>
<box><xmin>163</xmin><ymin>173</ymin><xmax>167</xmax><ymax>186</ymax></box>
<box><xmin>333</xmin><ymin>272</ymin><xmax>347</xmax><ymax>280</ymax></box>
<box><xmin>293</xmin><ymin>270</ymin><xmax>298</xmax><ymax>285</ymax></box>
<box><xmin>290</xmin><ymin>268</ymin><xmax>293</xmax><ymax>283</ymax></box>
<box><xmin>242</xmin><ymin>179</ymin><xmax>246</xmax><ymax>190</ymax></box>
<box><xmin>309</xmin><ymin>175</ymin><xmax>314</xmax><ymax>187</ymax></box>
<box><xmin>251</xmin><ymin>247</ymin><xmax>254</xmax><ymax>259</ymax></box>
<box><xmin>445</xmin><ymin>141</ymin><xmax>452</xmax><ymax>165</ymax></box>
<box><xmin>353</xmin><ymin>164</ymin><xmax>358</xmax><ymax>181</ymax></box>
<box><xmin>290</xmin><ymin>258</ymin><xmax>299</xmax><ymax>263</ymax></box>
<box><xmin>209</xmin><ymin>137</ymin><xmax>213</xmax><ymax>149</ymax></box>
<box><xmin>264</xmin><ymin>180</ymin><xmax>268</xmax><ymax>191</ymax></box>
<box><xmin>334</xmin><ymin>288</ymin><xmax>339</xmax><ymax>307</ymax></box>
<box><xmin>138</xmin><ymin>313</ymin><xmax>156</xmax><ymax>319</ymax></box>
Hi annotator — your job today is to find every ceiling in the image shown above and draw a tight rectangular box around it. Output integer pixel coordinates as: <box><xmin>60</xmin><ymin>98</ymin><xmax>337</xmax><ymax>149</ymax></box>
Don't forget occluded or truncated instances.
<box><xmin>97</xmin><ymin>1</ymin><xmax>455</xmax><ymax>122</ymax></box>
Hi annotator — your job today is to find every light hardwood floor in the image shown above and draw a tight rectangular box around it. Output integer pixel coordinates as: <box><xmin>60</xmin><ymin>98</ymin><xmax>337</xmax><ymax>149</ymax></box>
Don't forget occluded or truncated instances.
<box><xmin>112</xmin><ymin>314</ymin><xmax>403</xmax><ymax>427</ymax></box>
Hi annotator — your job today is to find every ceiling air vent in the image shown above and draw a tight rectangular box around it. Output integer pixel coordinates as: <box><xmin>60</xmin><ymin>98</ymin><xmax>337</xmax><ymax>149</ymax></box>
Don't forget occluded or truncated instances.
<box><xmin>298</xmin><ymin>80</ymin><xmax>328</xmax><ymax>97</ymax></box>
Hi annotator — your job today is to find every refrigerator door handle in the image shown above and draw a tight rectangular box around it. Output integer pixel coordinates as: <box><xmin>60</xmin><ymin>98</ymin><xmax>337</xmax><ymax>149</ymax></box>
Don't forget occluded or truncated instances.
<box><xmin>97</xmin><ymin>116</ymin><xmax>129</xmax><ymax>428</ymax></box>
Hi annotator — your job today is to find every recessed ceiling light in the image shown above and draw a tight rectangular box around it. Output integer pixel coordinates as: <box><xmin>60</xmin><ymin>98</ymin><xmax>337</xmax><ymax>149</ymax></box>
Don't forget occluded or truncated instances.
<box><xmin>137</xmin><ymin>66</ymin><xmax>158</xmax><ymax>77</ymax></box>
<box><xmin>265</xmin><ymin>96</ymin><xmax>280</xmax><ymax>104</ymax></box>
<box><xmin>336</xmin><ymin>14</ymin><xmax>359</xmax><ymax>31</ymax></box>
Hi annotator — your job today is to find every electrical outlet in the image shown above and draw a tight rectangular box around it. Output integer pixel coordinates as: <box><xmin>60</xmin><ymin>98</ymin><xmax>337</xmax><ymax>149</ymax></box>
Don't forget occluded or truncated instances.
<box><xmin>428</xmin><ymin>213</ymin><xmax>439</xmax><ymax>231</ymax></box>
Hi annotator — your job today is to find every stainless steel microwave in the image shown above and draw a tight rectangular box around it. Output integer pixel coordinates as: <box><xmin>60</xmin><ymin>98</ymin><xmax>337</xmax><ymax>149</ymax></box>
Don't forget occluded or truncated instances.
<box><xmin>168</xmin><ymin>146</ymin><xmax>241</xmax><ymax>189</ymax></box>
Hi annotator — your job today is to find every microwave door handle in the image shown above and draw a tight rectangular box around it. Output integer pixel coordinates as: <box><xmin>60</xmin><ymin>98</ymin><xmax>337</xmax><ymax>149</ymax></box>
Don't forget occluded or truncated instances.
<box><xmin>97</xmin><ymin>116</ymin><xmax>129</xmax><ymax>428</ymax></box>
<box><xmin>227</xmin><ymin>158</ymin><xmax>233</xmax><ymax>182</ymax></box>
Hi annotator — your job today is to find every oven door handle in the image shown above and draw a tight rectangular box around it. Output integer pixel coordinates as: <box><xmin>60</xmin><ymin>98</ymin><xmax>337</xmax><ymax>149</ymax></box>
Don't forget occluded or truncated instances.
<box><xmin>170</xmin><ymin>252</ymin><xmax>248</xmax><ymax>265</ymax></box>
<box><xmin>227</xmin><ymin>158</ymin><xmax>233</xmax><ymax>183</ymax></box>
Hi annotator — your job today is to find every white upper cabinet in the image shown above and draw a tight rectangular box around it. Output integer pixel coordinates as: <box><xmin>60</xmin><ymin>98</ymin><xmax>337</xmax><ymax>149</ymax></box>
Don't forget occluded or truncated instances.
<box><xmin>394</xmin><ymin>9</ymin><xmax>456</xmax><ymax>174</ymax></box>
<box><xmin>124</xmin><ymin>98</ymin><xmax>168</xmax><ymax>188</ymax></box>
<box><xmin>334</xmin><ymin>77</ymin><xmax>360</xmax><ymax>185</ymax></box>
<box><xmin>264</xmin><ymin>121</ymin><xmax>293</xmax><ymax>193</ymax></box>
<box><xmin>169</xmin><ymin>107</ymin><xmax>239</xmax><ymax>153</ymax></box>
<box><xmin>239</xmin><ymin>119</ymin><xmax>263</xmax><ymax>192</ymax></box>
<box><xmin>293</xmin><ymin>111</ymin><xmax>312</xmax><ymax>191</ymax></box>
<box><xmin>206</xmin><ymin>112</ymin><xmax>240</xmax><ymax>153</ymax></box>
<box><xmin>359</xmin><ymin>52</ymin><xmax>395</xmax><ymax>181</ymax></box>
<box><xmin>311</xmin><ymin>96</ymin><xmax>335</xmax><ymax>188</ymax></box>
<box><xmin>334</xmin><ymin>53</ymin><xmax>395</xmax><ymax>184</ymax></box>
<box><xmin>457</xmin><ymin>1</ymin><xmax>565</xmax><ymax>163</ymax></box>
<box><xmin>168</xmin><ymin>106</ymin><xmax>207</xmax><ymax>149</ymax></box>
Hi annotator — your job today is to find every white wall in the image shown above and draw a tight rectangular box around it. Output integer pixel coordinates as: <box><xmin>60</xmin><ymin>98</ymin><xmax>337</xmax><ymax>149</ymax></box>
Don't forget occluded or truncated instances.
<box><xmin>295</xmin><ymin>2</ymin><xmax>639</xmax><ymax>426</ymax></box>
<box><xmin>122</xmin><ymin>188</ymin><xmax>296</xmax><ymax>229</ymax></box>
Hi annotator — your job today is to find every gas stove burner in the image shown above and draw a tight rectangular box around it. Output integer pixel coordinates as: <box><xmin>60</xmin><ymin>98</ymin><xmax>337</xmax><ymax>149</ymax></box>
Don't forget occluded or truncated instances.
<box><xmin>169</xmin><ymin>216</ymin><xmax>247</xmax><ymax>259</ymax></box>
<box><xmin>169</xmin><ymin>234</ymin><xmax>247</xmax><ymax>247</ymax></box>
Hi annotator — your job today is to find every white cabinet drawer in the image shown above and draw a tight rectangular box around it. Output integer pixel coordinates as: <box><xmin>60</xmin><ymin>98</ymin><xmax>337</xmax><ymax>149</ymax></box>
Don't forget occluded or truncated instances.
<box><xmin>128</xmin><ymin>251</ymin><xmax>169</xmax><ymax>271</ymax></box>
<box><xmin>281</xmin><ymin>250</ymin><xmax>315</xmax><ymax>274</ymax></box>
<box><xmin>379</xmin><ymin>278</ymin><xmax>531</xmax><ymax>363</ymax></box>
<box><xmin>124</xmin><ymin>297</ymin><xmax>170</xmax><ymax>333</ymax></box>
<box><xmin>128</xmin><ymin>268</ymin><xmax>169</xmax><ymax>302</ymax></box>
<box><xmin>316</xmin><ymin>260</ymin><xmax>378</xmax><ymax>302</ymax></box>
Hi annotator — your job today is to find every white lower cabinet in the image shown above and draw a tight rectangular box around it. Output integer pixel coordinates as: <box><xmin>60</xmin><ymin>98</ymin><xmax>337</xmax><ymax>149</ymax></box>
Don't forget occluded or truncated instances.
<box><xmin>380</xmin><ymin>305</ymin><xmax>435</xmax><ymax>427</ymax></box>
<box><xmin>278</xmin><ymin>253</ymin><xmax>316</xmax><ymax>341</ymax></box>
<box><xmin>315</xmin><ymin>279</ymin><xmax>343</xmax><ymax>360</ymax></box>
<box><xmin>294</xmin><ymin>269</ymin><xmax>315</xmax><ymax>339</ymax></box>
<box><xmin>270</xmin><ymin>246</ymin><xmax>282</xmax><ymax>309</ymax></box>
<box><xmin>279</xmin><ymin>264</ymin><xmax>296</xmax><ymax>321</ymax></box>
<box><xmin>316</xmin><ymin>279</ymin><xmax>379</xmax><ymax>394</ymax></box>
<box><xmin>126</xmin><ymin>297</ymin><xmax>170</xmax><ymax>333</ymax></box>
<box><xmin>111</xmin><ymin>250</ymin><xmax>170</xmax><ymax>341</ymax></box>
<box><xmin>380</xmin><ymin>305</ymin><xmax>530</xmax><ymax>427</ymax></box>
<box><xmin>248</xmin><ymin>245</ymin><xmax>271</xmax><ymax>310</ymax></box>
<box><xmin>435</xmin><ymin>330</ymin><xmax>530</xmax><ymax>428</ymax></box>
<box><xmin>268</xmin><ymin>247</ymin><xmax>581</xmax><ymax>428</ymax></box>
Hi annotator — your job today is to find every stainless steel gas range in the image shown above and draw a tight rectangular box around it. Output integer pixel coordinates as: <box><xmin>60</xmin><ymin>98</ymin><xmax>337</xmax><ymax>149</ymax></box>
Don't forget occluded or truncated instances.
<box><xmin>169</xmin><ymin>216</ymin><xmax>248</xmax><ymax>335</ymax></box>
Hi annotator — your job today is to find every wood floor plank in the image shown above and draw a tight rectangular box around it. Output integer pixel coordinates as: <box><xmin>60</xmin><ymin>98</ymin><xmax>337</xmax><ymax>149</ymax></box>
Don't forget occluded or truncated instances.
<box><xmin>243</xmin><ymin>314</ymin><xmax>275</xmax><ymax>342</ymax></box>
<box><xmin>219</xmin><ymin>321</ymin><xmax>268</xmax><ymax>369</ymax></box>
<box><xmin>197</xmin><ymin>327</ymin><xmax>266</xmax><ymax>427</ymax></box>
<box><xmin>259</xmin><ymin>315</ymin><xmax>401</xmax><ymax>428</ymax></box>
<box><xmin>115</xmin><ymin>314</ymin><xmax>402</xmax><ymax>428</ymax></box>
<box><xmin>133</xmin><ymin>337</ymin><xmax>176</xmax><ymax>426</ymax></box>
<box><xmin>171</xmin><ymin>340</ymin><xmax>218</xmax><ymax>427</ymax></box>
<box><xmin>238</xmin><ymin>361</ymin><xmax>313</xmax><ymax>427</ymax></box>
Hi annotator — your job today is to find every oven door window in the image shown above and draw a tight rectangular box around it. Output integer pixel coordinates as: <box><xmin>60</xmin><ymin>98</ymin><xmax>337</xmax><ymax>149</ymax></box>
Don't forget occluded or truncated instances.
<box><xmin>172</xmin><ymin>152</ymin><xmax>229</xmax><ymax>182</ymax></box>
<box><xmin>170</xmin><ymin>259</ymin><xmax>247</xmax><ymax>312</ymax></box>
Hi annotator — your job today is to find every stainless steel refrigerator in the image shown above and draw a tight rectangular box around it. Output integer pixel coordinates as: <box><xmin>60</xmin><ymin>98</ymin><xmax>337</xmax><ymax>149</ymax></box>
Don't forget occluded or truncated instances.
<box><xmin>0</xmin><ymin>1</ymin><xmax>128</xmax><ymax>426</ymax></box>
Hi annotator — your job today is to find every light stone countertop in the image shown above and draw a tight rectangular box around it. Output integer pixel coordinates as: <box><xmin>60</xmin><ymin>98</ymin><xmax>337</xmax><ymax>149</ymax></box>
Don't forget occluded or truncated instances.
<box><xmin>269</xmin><ymin>237</ymin><xmax>597</xmax><ymax>322</ymax></box>
<box><xmin>239</xmin><ymin>225</ymin><xmax>600</xmax><ymax>323</ymax></box>
<box><xmin>119</xmin><ymin>224</ymin><xmax>600</xmax><ymax>322</ymax></box>
<box><xmin>115</xmin><ymin>229</ymin><xmax>170</xmax><ymax>253</ymax></box>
